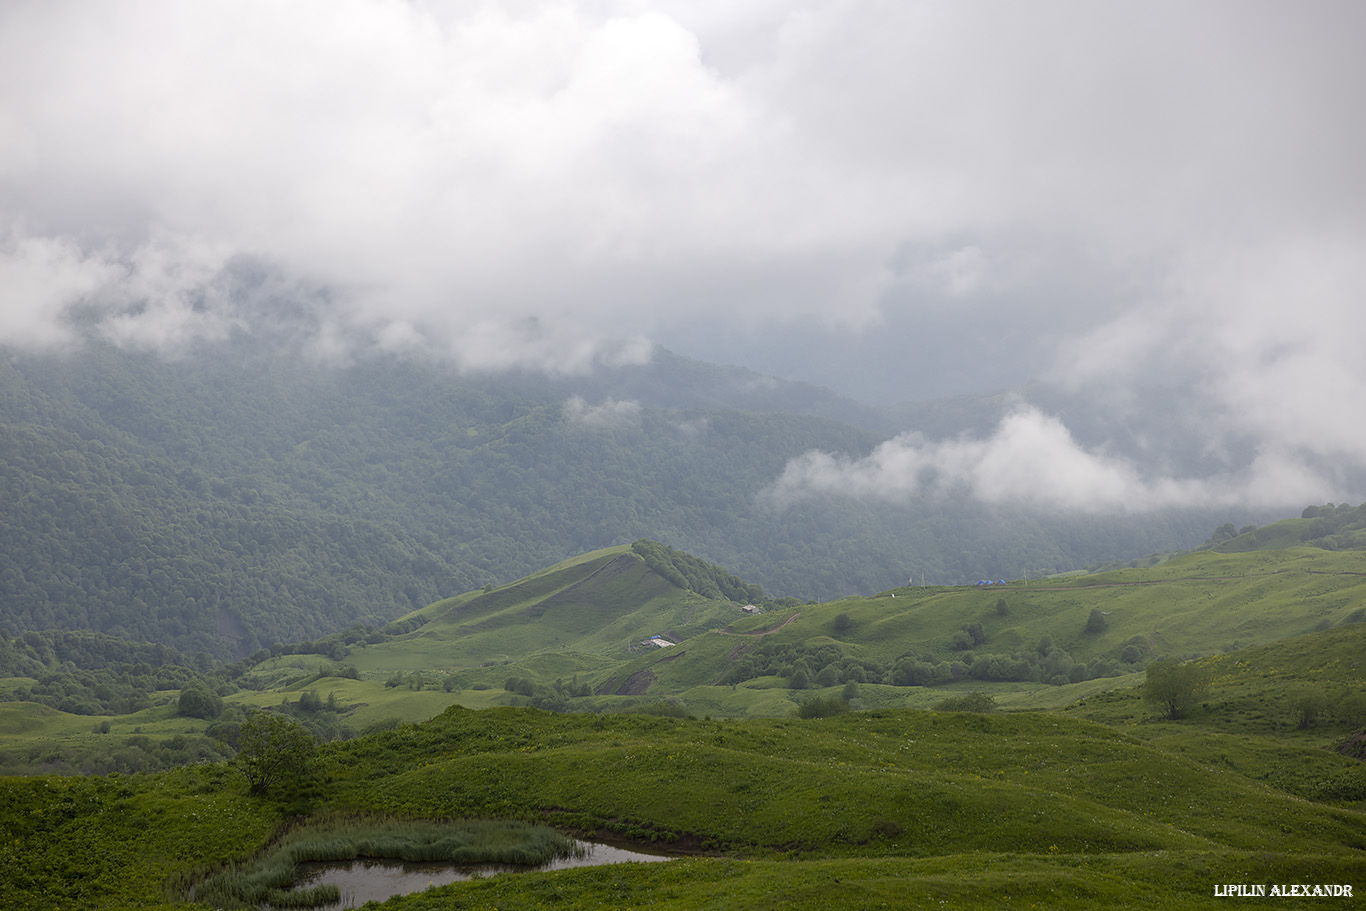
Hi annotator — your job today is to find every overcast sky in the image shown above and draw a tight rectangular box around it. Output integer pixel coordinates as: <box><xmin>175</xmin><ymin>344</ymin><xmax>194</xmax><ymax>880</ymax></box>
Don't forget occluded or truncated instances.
<box><xmin>3</xmin><ymin>1</ymin><xmax>1364</xmax><ymax>513</ymax></box>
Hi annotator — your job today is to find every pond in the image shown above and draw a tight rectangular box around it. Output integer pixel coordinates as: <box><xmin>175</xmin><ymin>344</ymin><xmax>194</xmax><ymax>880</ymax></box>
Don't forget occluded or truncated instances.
<box><xmin>275</xmin><ymin>840</ymin><xmax>675</xmax><ymax>910</ymax></box>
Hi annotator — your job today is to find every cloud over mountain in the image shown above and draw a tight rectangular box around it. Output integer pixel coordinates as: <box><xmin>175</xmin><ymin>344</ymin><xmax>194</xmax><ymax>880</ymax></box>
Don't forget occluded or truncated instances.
<box><xmin>766</xmin><ymin>404</ymin><xmax>1338</xmax><ymax>514</ymax></box>
<box><xmin>3</xmin><ymin>0</ymin><xmax>1363</xmax><ymax>507</ymax></box>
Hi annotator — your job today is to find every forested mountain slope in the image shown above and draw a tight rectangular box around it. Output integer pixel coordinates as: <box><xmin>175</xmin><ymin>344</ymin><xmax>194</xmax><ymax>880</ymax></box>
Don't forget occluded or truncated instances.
<box><xmin>1208</xmin><ymin>501</ymin><xmax>1366</xmax><ymax>552</ymax></box>
<box><xmin>1</xmin><ymin>343</ymin><xmax>1255</xmax><ymax>657</ymax></box>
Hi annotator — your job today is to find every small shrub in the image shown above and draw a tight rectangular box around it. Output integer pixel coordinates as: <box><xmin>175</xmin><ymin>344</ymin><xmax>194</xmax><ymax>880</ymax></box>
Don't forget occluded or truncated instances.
<box><xmin>236</xmin><ymin>712</ymin><xmax>318</xmax><ymax>796</ymax></box>
<box><xmin>177</xmin><ymin>685</ymin><xmax>224</xmax><ymax>720</ymax></box>
<box><xmin>869</xmin><ymin>818</ymin><xmax>903</xmax><ymax>840</ymax></box>
<box><xmin>1290</xmin><ymin>689</ymin><xmax>1328</xmax><ymax>729</ymax></box>
<box><xmin>504</xmin><ymin>677</ymin><xmax>536</xmax><ymax>697</ymax></box>
<box><xmin>1334</xmin><ymin>731</ymin><xmax>1366</xmax><ymax>762</ymax></box>
<box><xmin>1336</xmin><ymin>691</ymin><xmax>1366</xmax><ymax>728</ymax></box>
<box><xmin>1143</xmin><ymin>660</ymin><xmax>1210</xmax><ymax>720</ymax></box>
<box><xmin>794</xmin><ymin>695</ymin><xmax>851</xmax><ymax>718</ymax></box>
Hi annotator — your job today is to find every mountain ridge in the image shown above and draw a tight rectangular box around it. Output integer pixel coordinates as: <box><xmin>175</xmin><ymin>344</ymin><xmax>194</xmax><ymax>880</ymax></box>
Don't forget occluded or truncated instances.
<box><xmin>0</xmin><ymin>341</ymin><xmax>1277</xmax><ymax>657</ymax></box>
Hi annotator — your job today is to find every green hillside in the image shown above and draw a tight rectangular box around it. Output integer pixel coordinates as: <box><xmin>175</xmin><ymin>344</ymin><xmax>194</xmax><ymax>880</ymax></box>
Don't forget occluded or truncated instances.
<box><xmin>217</xmin><ymin>544</ymin><xmax>1366</xmax><ymax>722</ymax></box>
<box><xmin>4</xmin><ymin>543</ymin><xmax>1366</xmax><ymax>908</ymax></box>
<box><xmin>6</xmin><ymin>541</ymin><xmax>1366</xmax><ymax>775</ymax></box>
<box><xmin>1210</xmin><ymin>501</ymin><xmax>1366</xmax><ymax>553</ymax></box>
<box><xmin>334</xmin><ymin>545</ymin><xmax>746</xmax><ymax>689</ymax></box>
<box><xmin>325</xmin><ymin>706</ymin><xmax>1365</xmax><ymax>859</ymax></box>
<box><xmin>444</xmin><ymin>545</ymin><xmax>1363</xmax><ymax>702</ymax></box>
<box><xmin>0</xmin><ymin>344</ymin><xmax>1265</xmax><ymax>657</ymax></box>
<box><xmin>5</xmin><ymin>699</ymin><xmax>1364</xmax><ymax>910</ymax></box>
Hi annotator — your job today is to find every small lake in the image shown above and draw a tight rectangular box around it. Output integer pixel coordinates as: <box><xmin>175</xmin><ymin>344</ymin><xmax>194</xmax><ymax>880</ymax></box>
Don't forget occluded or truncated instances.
<box><xmin>277</xmin><ymin>840</ymin><xmax>675</xmax><ymax>910</ymax></box>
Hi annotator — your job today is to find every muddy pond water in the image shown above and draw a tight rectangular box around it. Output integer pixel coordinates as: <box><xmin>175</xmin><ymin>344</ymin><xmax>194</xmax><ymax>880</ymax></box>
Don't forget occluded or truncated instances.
<box><xmin>276</xmin><ymin>840</ymin><xmax>674</xmax><ymax>910</ymax></box>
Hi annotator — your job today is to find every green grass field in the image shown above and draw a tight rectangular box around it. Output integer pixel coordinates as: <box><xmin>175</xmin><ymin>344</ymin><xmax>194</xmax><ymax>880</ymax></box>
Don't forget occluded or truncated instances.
<box><xmin>4</xmin><ymin>542</ymin><xmax>1366</xmax><ymax>908</ymax></box>
<box><xmin>5</xmin><ymin>700</ymin><xmax>1363</xmax><ymax>909</ymax></box>
<box><xmin>260</xmin><ymin>545</ymin><xmax>1365</xmax><ymax>723</ymax></box>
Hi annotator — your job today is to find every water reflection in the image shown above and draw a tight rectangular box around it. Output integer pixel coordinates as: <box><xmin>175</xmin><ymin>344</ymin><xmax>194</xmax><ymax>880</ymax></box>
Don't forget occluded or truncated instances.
<box><xmin>281</xmin><ymin>841</ymin><xmax>673</xmax><ymax>910</ymax></box>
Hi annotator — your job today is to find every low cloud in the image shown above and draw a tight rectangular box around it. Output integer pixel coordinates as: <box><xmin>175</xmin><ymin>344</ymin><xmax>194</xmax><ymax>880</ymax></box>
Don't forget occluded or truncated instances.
<box><xmin>563</xmin><ymin>395</ymin><xmax>642</xmax><ymax>429</ymax></box>
<box><xmin>766</xmin><ymin>405</ymin><xmax>1341</xmax><ymax>514</ymax></box>
<box><xmin>671</xmin><ymin>415</ymin><xmax>711</xmax><ymax>439</ymax></box>
<box><xmin>1042</xmin><ymin>235</ymin><xmax>1366</xmax><ymax>509</ymax></box>
<box><xmin>907</xmin><ymin>245</ymin><xmax>993</xmax><ymax>299</ymax></box>
<box><xmin>7</xmin><ymin>2</ymin><xmax>1357</xmax><ymax>373</ymax></box>
<box><xmin>0</xmin><ymin>1</ymin><xmax>774</xmax><ymax>368</ymax></box>
<box><xmin>3</xmin><ymin>1</ymin><xmax>1364</xmax><ymax>508</ymax></box>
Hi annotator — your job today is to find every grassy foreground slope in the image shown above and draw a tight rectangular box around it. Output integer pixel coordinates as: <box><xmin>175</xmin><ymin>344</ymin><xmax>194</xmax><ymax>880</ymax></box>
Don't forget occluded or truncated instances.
<box><xmin>369</xmin><ymin>853</ymin><xmax>1362</xmax><ymax>911</ymax></box>
<box><xmin>328</xmin><ymin>707</ymin><xmax>1364</xmax><ymax>911</ymax></box>
<box><xmin>5</xmin><ymin>701</ymin><xmax>1362</xmax><ymax>910</ymax></box>
<box><xmin>328</xmin><ymin>707</ymin><xmax>1364</xmax><ymax>858</ymax></box>
<box><xmin>0</xmin><ymin>765</ymin><xmax>278</xmax><ymax>910</ymax></box>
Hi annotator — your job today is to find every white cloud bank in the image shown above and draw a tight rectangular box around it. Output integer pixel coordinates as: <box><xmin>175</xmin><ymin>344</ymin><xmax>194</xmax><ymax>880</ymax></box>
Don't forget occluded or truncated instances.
<box><xmin>2</xmin><ymin>1</ymin><xmax>1364</xmax><ymax>507</ymax></box>
<box><xmin>767</xmin><ymin>405</ymin><xmax>1347</xmax><ymax>514</ymax></box>
<box><xmin>563</xmin><ymin>395</ymin><xmax>641</xmax><ymax>429</ymax></box>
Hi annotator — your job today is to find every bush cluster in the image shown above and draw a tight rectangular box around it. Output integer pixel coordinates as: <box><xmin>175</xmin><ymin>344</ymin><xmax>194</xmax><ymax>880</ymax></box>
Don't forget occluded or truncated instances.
<box><xmin>6</xmin><ymin>663</ymin><xmax>224</xmax><ymax>716</ymax></box>
<box><xmin>719</xmin><ymin>635</ymin><xmax>1134</xmax><ymax>691</ymax></box>
<box><xmin>0</xmin><ymin>732</ymin><xmax>233</xmax><ymax>775</ymax></box>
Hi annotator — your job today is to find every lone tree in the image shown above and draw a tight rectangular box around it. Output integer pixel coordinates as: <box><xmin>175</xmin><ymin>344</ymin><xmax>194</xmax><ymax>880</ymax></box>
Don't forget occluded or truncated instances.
<box><xmin>237</xmin><ymin>711</ymin><xmax>317</xmax><ymax>795</ymax></box>
<box><xmin>177</xmin><ymin>684</ymin><xmax>224</xmax><ymax>720</ymax></box>
<box><xmin>1143</xmin><ymin>659</ymin><xmax>1210</xmax><ymax>720</ymax></box>
<box><xmin>1290</xmin><ymin>688</ymin><xmax>1328</xmax><ymax>729</ymax></box>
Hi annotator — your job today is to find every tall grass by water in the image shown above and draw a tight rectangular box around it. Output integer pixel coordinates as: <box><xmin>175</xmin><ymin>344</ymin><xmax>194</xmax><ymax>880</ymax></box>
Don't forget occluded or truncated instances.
<box><xmin>184</xmin><ymin>815</ymin><xmax>582</xmax><ymax>908</ymax></box>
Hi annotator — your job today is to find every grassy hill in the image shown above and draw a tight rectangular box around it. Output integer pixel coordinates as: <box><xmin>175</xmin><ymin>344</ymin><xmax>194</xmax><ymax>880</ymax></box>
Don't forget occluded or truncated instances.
<box><xmin>59</xmin><ymin>542</ymin><xmax>1355</xmax><ymax>721</ymax></box>
<box><xmin>4</xmin><ymin>542</ymin><xmax>1366</xmax><ymax>908</ymax></box>
<box><xmin>5</xmin><ymin>697</ymin><xmax>1364</xmax><ymax>909</ymax></box>
<box><xmin>314</xmin><ymin>544</ymin><xmax>1366</xmax><ymax>718</ymax></box>
<box><xmin>324</xmin><ymin>705</ymin><xmax>1363</xmax><ymax>857</ymax></box>
<box><xmin>6</xmin><ymin>541</ymin><xmax>1366</xmax><ymax>771</ymax></box>
<box><xmin>335</xmin><ymin>545</ymin><xmax>750</xmax><ymax>693</ymax></box>
<box><xmin>1210</xmin><ymin>501</ymin><xmax>1366</xmax><ymax>553</ymax></box>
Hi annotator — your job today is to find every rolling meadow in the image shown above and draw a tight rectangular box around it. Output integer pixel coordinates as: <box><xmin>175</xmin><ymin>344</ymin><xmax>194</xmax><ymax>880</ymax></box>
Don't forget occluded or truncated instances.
<box><xmin>4</xmin><ymin>525</ymin><xmax>1366</xmax><ymax>909</ymax></box>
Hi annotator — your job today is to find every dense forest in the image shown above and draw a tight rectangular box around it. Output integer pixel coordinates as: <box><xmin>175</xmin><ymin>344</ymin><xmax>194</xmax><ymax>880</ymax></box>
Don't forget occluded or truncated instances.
<box><xmin>0</xmin><ymin>342</ymin><xmax>1257</xmax><ymax>658</ymax></box>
